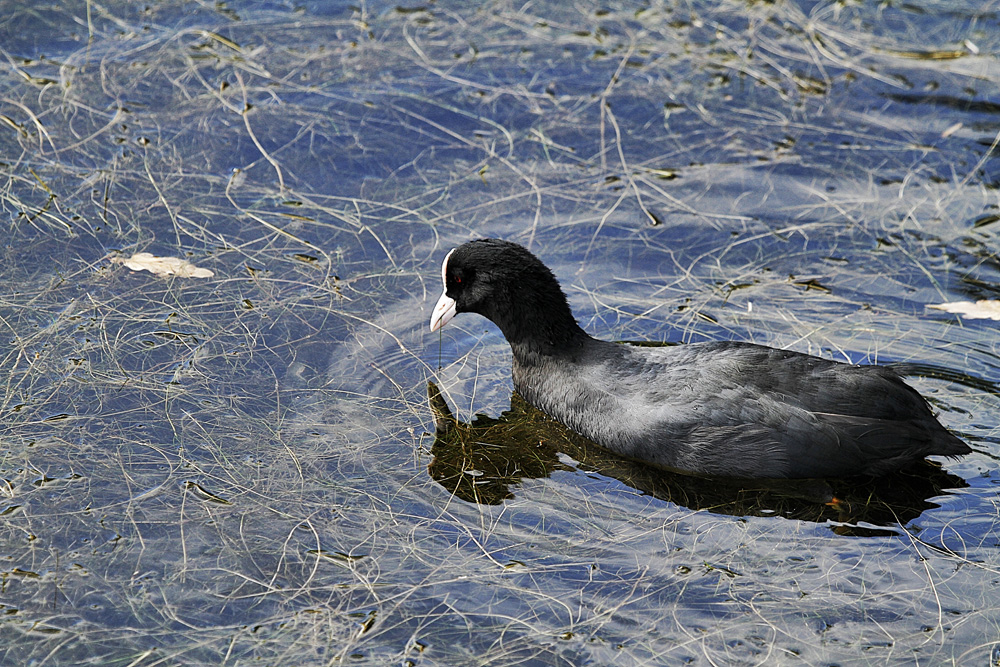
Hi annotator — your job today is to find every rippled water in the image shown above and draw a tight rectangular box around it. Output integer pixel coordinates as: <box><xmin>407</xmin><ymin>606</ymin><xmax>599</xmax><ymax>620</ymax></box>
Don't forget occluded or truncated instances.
<box><xmin>1</xmin><ymin>1</ymin><xmax>998</xmax><ymax>665</ymax></box>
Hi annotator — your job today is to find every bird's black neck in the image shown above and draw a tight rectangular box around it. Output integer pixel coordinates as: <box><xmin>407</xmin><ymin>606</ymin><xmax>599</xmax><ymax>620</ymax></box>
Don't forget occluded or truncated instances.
<box><xmin>487</xmin><ymin>285</ymin><xmax>592</xmax><ymax>364</ymax></box>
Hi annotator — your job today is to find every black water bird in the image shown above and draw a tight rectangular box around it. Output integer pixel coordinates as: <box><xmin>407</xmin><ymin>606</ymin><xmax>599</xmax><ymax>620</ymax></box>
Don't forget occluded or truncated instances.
<box><xmin>429</xmin><ymin>239</ymin><xmax>970</xmax><ymax>479</ymax></box>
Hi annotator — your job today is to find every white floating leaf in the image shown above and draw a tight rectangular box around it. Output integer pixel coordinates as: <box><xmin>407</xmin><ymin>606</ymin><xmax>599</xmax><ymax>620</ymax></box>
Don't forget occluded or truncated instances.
<box><xmin>927</xmin><ymin>300</ymin><xmax>1000</xmax><ymax>321</ymax></box>
<box><xmin>114</xmin><ymin>252</ymin><xmax>214</xmax><ymax>278</ymax></box>
<box><xmin>941</xmin><ymin>121</ymin><xmax>963</xmax><ymax>138</ymax></box>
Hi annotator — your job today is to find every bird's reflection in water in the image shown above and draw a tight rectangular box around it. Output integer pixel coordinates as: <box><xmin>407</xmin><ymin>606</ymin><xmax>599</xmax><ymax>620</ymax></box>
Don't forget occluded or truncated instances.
<box><xmin>426</xmin><ymin>381</ymin><xmax>967</xmax><ymax>537</ymax></box>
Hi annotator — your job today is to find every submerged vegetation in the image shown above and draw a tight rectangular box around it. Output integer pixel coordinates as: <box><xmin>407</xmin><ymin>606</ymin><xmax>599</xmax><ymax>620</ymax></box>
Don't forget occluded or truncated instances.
<box><xmin>0</xmin><ymin>1</ymin><xmax>998</xmax><ymax>664</ymax></box>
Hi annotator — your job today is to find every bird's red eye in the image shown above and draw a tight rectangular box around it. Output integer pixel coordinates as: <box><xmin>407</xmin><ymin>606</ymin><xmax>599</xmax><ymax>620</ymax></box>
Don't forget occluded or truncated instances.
<box><xmin>454</xmin><ymin>275</ymin><xmax>462</xmax><ymax>284</ymax></box>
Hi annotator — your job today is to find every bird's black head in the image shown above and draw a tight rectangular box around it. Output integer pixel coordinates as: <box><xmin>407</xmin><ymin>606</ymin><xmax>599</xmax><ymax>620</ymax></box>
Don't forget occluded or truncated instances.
<box><xmin>429</xmin><ymin>239</ymin><xmax>587</xmax><ymax>356</ymax></box>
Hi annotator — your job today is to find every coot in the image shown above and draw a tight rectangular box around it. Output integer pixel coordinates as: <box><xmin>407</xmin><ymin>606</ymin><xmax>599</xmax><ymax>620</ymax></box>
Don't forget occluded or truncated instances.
<box><xmin>429</xmin><ymin>239</ymin><xmax>970</xmax><ymax>479</ymax></box>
